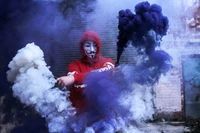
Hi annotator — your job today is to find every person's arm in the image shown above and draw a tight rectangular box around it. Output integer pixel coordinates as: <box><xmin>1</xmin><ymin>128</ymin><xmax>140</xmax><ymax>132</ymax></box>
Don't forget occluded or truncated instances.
<box><xmin>65</xmin><ymin>58</ymin><xmax>115</xmax><ymax>84</ymax></box>
<box><xmin>92</xmin><ymin>58</ymin><xmax>115</xmax><ymax>72</ymax></box>
<box><xmin>57</xmin><ymin>58</ymin><xmax>115</xmax><ymax>87</ymax></box>
<box><xmin>56</xmin><ymin>61</ymin><xmax>86</xmax><ymax>87</ymax></box>
<box><xmin>67</xmin><ymin>61</ymin><xmax>86</xmax><ymax>85</ymax></box>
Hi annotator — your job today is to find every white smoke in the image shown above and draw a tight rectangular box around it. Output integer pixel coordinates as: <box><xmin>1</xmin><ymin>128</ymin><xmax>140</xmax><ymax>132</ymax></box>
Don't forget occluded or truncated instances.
<box><xmin>116</xmin><ymin>65</ymin><xmax>155</xmax><ymax>125</ymax></box>
<box><xmin>7</xmin><ymin>42</ymin><xmax>76</xmax><ymax>133</ymax></box>
<box><xmin>121</xmin><ymin>83</ymin><xmax>154</xmax><ymax>122</ymax></box>
<box><xmin>6</xmin><ymin>43</ymin><xmax>158</xmax><ymax>133</ymax></box>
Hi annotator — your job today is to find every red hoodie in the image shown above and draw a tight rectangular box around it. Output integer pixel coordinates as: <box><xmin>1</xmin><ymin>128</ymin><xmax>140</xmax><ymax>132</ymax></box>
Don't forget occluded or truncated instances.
<box><xmin>67</xmin><ymin>31</ymin><xmax>115</xmax><ymax>108</ymax></box>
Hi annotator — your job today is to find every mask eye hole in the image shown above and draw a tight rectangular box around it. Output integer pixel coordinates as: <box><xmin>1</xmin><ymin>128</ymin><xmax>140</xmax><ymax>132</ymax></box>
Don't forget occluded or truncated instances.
<box><xmin>83</xmin><ymin>41</ymin><xmax>97</xmax><ymax>49</ymax></box>
<box><xmin>84</xmin><ymin>43</ymin><xmax>90</xmax><ymax>47</ymax></box>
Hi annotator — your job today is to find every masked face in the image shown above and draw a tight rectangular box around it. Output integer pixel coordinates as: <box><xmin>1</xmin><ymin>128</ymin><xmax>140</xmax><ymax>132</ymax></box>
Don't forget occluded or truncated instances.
<box><xmin>83</xmin><ymin>41</ymin><xmax>97</xmax><ymax>58</ymax></box>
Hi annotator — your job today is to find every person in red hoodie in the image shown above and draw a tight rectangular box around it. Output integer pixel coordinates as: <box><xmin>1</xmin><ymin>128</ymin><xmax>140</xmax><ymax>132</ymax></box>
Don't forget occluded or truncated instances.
<box><xmin>57</xmin><ymin>30</ymin><xmax>115</xmax><ymax>109</ymax></box>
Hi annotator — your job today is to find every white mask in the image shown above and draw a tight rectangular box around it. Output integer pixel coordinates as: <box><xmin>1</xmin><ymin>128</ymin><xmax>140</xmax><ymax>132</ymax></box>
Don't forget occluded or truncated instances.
<box><xmin>83</xmin><ymin>41</ymin><xmax>97</xmax><ymax>58</ymax></box>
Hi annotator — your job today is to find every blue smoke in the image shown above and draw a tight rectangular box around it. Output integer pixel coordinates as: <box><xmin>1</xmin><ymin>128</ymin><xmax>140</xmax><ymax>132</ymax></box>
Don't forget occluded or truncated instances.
<box><xmin>83</xmin><ymin>71</ymin><xmax>128</xmax><ymax>121</ymax></box>
<box><xmin>116</xmin><ymin>1</ymin><xmax>172</xmax><ymax>85</ymax></box>
<box><xmin>117</xmin><ymin>1</ymin><xmax>169</xmax><ymax>63</ymax></box>
<box><xmin>80</xmin><ymin>2</ymin><xmax>173</xmax><ymax>131</ymax></box>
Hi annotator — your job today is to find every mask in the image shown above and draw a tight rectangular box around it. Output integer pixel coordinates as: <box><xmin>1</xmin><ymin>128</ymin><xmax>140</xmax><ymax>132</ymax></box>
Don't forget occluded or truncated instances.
<box><xmin>83</xmin><ymin>41</ymin><xmax>97</xmax><ymax>58</ymax></box>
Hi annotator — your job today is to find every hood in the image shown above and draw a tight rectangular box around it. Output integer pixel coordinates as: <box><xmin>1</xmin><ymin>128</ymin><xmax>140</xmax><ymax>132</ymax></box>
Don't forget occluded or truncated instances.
<box><xmin>79</xmin><ymin>30</ymin><xmax>101</xmax><ymax>65</ymax></box>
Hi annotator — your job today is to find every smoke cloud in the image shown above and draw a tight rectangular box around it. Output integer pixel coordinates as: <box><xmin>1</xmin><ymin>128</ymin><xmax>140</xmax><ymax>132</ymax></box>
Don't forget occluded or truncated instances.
<box><xmin>7</xmin><ymin>42</ymin><xmax>76</xmax><ymax>133</ymax></box>
<box><xmin>6</xmin><ymin>42</ymin><xmax>157</xmax><ymax>132</ymax></box>
<box><xmin>2</xmin><ymin>0</ymin><xmax>198</xmax><ymax>133</ymax></box>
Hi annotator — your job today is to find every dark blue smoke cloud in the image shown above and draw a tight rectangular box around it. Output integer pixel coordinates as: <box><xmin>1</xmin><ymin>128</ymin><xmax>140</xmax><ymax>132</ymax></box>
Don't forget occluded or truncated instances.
<box><xmin>117</xmin><ymin>1</ymin><xmax>169</xmax><ymax>62</ymax></box>
<box><xmin>116</xmin><ymin>1</ymin><xmax>172</xmax><ymax>85</ymax></box>
<box><xmin>83</xmin><ymin>71</ymin><xmax>128</xmax><ymax>120</ymax></box>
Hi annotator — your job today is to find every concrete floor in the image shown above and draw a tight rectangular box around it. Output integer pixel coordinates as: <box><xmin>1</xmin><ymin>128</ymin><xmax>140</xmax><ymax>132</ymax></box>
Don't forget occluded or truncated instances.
<box><xmin>0</xmin><ymin>122</ymin><xmax>191</xmax><ymax>133</ymax></box>
<box><xmin>139</xmin><ymin>122</ymin><xmax>190</xmax><ymax>133</ymax></box>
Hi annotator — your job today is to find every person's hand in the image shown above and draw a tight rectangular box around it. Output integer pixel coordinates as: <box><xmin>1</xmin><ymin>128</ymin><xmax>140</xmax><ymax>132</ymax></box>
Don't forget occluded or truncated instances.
<box><xmin>56</xmin><ymin>76</ymin><xmax>75</xmax><ymax>87</ymax></box>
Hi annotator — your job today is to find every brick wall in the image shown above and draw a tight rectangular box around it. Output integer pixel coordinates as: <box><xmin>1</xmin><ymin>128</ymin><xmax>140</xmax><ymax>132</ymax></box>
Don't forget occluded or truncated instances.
<box><xmin>154</xmin><ymin>29</ymin><xmax>200</xmax><ymax>119</ymax></box>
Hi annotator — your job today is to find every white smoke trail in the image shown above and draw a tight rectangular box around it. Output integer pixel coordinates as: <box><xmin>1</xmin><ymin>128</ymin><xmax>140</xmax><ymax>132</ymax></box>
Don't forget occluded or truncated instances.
<box><xmin>121</xmin><ymin>83</ymin><xmax>155</xmax><ymax>122</ymax></box>
<box><xmin>7</xmin><ymin>42</ymin><xmax>76</xmax><ymax>133</ymax></box>
<box><xmin>115</xmin><ymin>65</ymin><xmax>155</xmax><ymax>124</ymax></box>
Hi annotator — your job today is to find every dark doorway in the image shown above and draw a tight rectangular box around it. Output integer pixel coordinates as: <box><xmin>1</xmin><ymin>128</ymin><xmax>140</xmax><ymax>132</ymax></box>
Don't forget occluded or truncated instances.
<box><xmin>182</xmin><ymin>54</ymin><xmax>200</xmax><ymax>118</ymax></box>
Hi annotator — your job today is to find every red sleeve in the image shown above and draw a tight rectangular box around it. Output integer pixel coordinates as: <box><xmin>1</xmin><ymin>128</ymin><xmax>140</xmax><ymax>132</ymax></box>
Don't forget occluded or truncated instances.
<box><xmin>103</xmin><ymin>58</ymin><xmax>115</xmax><ymax>65</ymax></box>
<box><xmin>100</xmin><ymin>57</ymin><xmax>115</xmax><ymax>69</ymax></box>
<box><xmin>67</xmin><ymin>61</ymin><xmax>86</xmax><ymax>84</ymax></box>
<box><xmin>67</xmin><ymin>58</ymin><xmax>115</xmax><ymax>84</ymax></box>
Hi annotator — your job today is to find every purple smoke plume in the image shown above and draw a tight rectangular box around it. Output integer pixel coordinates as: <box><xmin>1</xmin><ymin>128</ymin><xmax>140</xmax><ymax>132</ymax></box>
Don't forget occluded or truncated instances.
<box><xmin>117</xmin><ymin>1</ymin><xmax>172</xmax><ymax>85</ymax></box>
<box><xmin>83</xmin><ymin>71</ymin><xmax>128</xmax><ymax>119</ymax></box>
<box><xmin>80</xmin><ymin>2</ymin><xmax>173</xmax><ymax>131</ymax></box>
<box><xmin>117</xmin><ymin>1</ymin><xmax>169</xmax><ymax>56</ymax></box>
